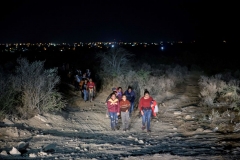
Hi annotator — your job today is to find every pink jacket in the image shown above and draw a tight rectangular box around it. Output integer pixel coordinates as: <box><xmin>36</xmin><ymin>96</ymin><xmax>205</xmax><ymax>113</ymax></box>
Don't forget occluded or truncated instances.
<box><xmin>107</xmin><ymin>98</ymin><xmax>120</xmax><ymax>113</ymax></box>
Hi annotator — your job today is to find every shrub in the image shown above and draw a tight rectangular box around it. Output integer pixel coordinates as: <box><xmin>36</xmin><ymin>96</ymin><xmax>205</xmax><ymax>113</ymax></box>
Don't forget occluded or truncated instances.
<box><xmin>0</xmin><ymin>67</ymin><xmax>19</xmax><ymax>120</ymax></box>
<box><xmin>166</xmin><ymin>64</ymin><xmax>188</xmax><ymax>84</ymax></box>
<box><xmin>198</xmin><ymin>73</ymin><xmax>240</xmax><ymax>109</ymax></box>
<box><xmin>10</xmin><ymin>57</ymin><xmax>66</xmax><ymax>119</ymax></box>
<box><xmin>208</xmin><ymin>109</ymin><xmax>236</xmax><ymax>132</ymax></box>
<box><xmin>96</xmin><ymin>47</ymin><xmax>134</xmax><ymax>78</ymax></box>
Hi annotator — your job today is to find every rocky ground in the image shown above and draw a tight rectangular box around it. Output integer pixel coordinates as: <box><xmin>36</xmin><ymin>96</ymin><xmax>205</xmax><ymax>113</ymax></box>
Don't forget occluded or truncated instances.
<box><xmin>0</xmin><ymin>71</ymin><xmax>240</xmax><ymax>160</ymax></box>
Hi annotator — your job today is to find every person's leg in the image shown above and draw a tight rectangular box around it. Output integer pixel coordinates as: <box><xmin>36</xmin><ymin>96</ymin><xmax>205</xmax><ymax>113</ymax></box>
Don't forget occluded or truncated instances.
<box><xmin>146</xmin><ymin>109</ymin><xmax>152</xmax><ymax>131</ymax></box>
<box><xmin>109</xmin><ymin>112</ymin><xmax>115</xmax><ymax>130</ymax></box>
<box><xmin>142</xmin><ymin>110</ymin><xmax>146</xmax><ymax>130</ymax></box>
<box><xmin>86</xmin><ymin>91</ymin><xmax>89</xmax><ymax>101</ymax></box>
<box><xmin>83</xmin><ymin>90</ymin><xmax>87</xmax><ymax>101</ymax></box>
<box><xmin>129</xmin><ymin>102</ymin><xmax>134</xmax><ymax>116</ymax></box>
<box><xmin>114</xmin><ymin>112</ymin><xmax>119</xmax><ymax>129</ymax></box>
<box><xmin>125</xmin><ymin>112</ymin><xmax>130</xmax><ymax>130</ymax></box>
<box><xmin>121</xmin><ymin>112</ymin><xmax>126</xmax><ymax>130</ymax></box>
<box><xmin>132</xmin><ymin>102</ymin><xmax>134</xmax><ymax>112</ymax></box>
<box><xmin>89</xmin><ymin>89</ymin><xmax>93</xmax><ymax>102</ymax></box>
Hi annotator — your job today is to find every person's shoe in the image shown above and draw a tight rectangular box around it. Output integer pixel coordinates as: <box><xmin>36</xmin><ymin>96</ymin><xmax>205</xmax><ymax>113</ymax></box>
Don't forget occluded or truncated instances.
<box><xmin>111</xmin><ymin>128</ymin><xmax>115</xmax><ymax>131</ymax></box>
<box><xmin>123</xmin><ymin>129</ymin><xmax>126</xmax><ymax>132</ymax></box>
<box><xmin>142</xmin><ymin>126</ymin><xmax>146</xmax><ymax>130</ymax></box>
<box><xmin>147</xmin><ymin>130</ymin><xmax>151</xmax><ymax>132</ymax></box>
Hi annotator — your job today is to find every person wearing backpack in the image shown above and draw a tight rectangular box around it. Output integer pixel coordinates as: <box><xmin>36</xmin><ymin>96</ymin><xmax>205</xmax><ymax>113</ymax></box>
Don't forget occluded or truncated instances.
<box><xmin>87</xmin><ymin>78</ymin><xmax>96</xmax><ymax>102</ymax></box>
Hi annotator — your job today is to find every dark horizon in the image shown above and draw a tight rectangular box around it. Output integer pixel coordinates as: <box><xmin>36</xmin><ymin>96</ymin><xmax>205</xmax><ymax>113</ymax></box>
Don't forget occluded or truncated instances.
<box><xmin>0</xmin><ymin>0</ymin><xmax>239</xmax><ymax>43</ymax></box>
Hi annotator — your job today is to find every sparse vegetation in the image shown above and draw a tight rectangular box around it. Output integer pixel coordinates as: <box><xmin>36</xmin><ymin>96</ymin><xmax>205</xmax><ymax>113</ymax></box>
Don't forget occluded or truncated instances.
<box><xmin>198</xmin><ymin>73</ymin><xmax>240</xmax><ymax>109</ymax></box>
<box><xmin>0</xmin><ymin>57</ymin><xmax>66</xmax><ymax>119</ymax></box>
<box><xmin>96</xmin><ymin>47</ymin><xmax>134</xmax><ymax>78</ymax></box>
<box><xmin>0</xmin><ymin>68</ymin><xmax>19</xmax><ymax>120</ymax></box>
<box><xmin>198</xmin><ymin>72</ymin><xmax>240</xmax><ymax>132</ymax></box>
<box><xmin>96</xmin><ymin>47</ymin><xmax>189</xmax><ymax>108</ymax></box>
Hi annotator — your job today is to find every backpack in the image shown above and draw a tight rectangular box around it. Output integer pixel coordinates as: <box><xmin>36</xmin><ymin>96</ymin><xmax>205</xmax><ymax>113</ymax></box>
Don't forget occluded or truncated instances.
<box><xmin>151</xmin><ymin>100</ymin><xmax>158</xmax><ymax>117</ymax></box>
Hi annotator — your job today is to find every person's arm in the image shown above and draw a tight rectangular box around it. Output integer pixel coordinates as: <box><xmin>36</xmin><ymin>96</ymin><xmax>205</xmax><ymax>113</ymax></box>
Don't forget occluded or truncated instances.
<box><xmin>138</xmin><ymin>98</ymin><xmax>142</xmax><ymax>111</ymax></box>
<box><xmin>117</xmin><ymin>101</ymin><xmax>120</xmax><ymax>114</ymax></box>
<box><xmin>139</xmin><ymin>98</ymin><xmax>145</xmax><ymax>115</ymax></box>
<box><xmin>106</xmin><ymin>100</ymin><xmax>110</xmax><ymax>110</ymax></box>
<box><xmin>126</xmin><ymin>101</ymin><xmax>131</xmax><ymax>112</ymax></box>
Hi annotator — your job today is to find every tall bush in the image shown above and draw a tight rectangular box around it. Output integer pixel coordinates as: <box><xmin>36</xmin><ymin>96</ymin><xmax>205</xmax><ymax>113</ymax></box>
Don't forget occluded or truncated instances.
<box><xmin>198</xmin><ymin>73</ymin><xmax>240</xmax><ymax>109</ymax></box>
<box><xmin>96</xmin><ymin>47</ymin><xmax>134</xmax><ymax>91</ymax></box>
<box><xmin>96</xmin><ymin>47</ymin><xmax>134</xmax><ymax>77</ymax></box>
<box><xmin>11</xmin><ymin>57</ymin><xmax>66</xmax><ymax>118</ymax></box>
<box><xmin>0</xmin><ymin>67</ymin><xmax>19</xmax><ymax>120</ymax></box>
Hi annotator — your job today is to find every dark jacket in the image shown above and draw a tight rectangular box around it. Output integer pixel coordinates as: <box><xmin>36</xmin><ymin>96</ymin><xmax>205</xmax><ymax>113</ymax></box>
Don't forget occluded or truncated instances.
<box><xmin>124</xmin><ymin>90</ymin><xmax>135</xmax><ymax>103</ymax></box>
<box><xmin>82</xmin><ymin>82</ymin><xmax>88</xmax><ymax>91</ymax></box>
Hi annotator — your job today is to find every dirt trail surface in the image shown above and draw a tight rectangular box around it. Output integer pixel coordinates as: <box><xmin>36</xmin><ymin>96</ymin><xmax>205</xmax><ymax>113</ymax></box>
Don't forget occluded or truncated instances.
<box><xmin>1</xmin><ymin>71</ymin><xmax>240</xmax><ymax>159</ymax></box>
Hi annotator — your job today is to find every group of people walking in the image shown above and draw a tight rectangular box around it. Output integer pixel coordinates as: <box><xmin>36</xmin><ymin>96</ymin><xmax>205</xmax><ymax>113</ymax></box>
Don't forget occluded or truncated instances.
<box><xmin>105</xmin><ymin>86</ymin><xmax>158</xmax><ymax>132</ymax></box>
<box><xmin>81</xmin><ymin>77</ymin><xmax>96</xmax><ymax>102</ymax></box>
<box><xmin>59</xmin><ymin>63</ymin><xmax>158</xmax><ymax>132</ymax></box>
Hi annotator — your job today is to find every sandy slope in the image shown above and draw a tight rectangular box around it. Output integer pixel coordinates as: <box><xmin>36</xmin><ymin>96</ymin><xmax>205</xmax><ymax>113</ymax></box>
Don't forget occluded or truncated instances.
<box><xmin>0</xmin><ymin>71</ymin><xmax>240</xmax><ymax>159</ymax></box>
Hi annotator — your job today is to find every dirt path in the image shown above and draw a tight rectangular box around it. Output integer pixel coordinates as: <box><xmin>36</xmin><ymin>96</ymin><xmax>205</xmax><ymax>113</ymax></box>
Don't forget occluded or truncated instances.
<box><xmin>1</xmin><ymin>71</ymin><xmax>240</xmax><ymax>159</ymax></box>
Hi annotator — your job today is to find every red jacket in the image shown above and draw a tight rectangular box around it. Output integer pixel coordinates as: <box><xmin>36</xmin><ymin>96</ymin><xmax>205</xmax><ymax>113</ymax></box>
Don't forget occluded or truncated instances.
<box><xmin>87</xmin><ymin>82</ymin><xmax>95</xmax><ymax>89</ymax></box>
<box><xmin>107</xmin><ymin>98</ymin><xmax>120</xmax><ymax>113</ymax></box>
<box><xmin>138</xmin><ymin>96</ymin><xmax>153</xmax><ymax>111</ymax></box>
<box><xmin>119</xmin><ymin>99</ymin><xmax>131</xmax><ymax>112</ymax></box>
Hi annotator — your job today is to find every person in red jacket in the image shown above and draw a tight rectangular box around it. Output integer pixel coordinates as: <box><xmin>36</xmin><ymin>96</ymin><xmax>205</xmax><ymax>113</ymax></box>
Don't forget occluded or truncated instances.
<box><xmin>107</xmin><ymin>93</ymin><xmax>120</xmax><ymax>130</ymax></box>
<box><xmin>138</xmin><ymin>89</ymin><xmax>153</xmax><ymax>132</ymax></box>
<box><xmin>87</xmin><ymin>78</ymin><xmax>96</xmax><ymax>102</ymax></box>
<box><xmin>119</xmin><ymin>94</ymin><xmax>131</xmax><ymax>131</ymax></box>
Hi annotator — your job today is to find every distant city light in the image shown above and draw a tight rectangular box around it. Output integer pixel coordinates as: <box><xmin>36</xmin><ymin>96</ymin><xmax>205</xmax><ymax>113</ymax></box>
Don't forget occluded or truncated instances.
<box><xmin>111</xmin><ymin>45</ymin><xmax>114</xmax><ymax>48</ymax></box>
<box><xmin>161</xmin><ymin>46</ymin><xmax>164</xmax><ymax>50</ymax></box>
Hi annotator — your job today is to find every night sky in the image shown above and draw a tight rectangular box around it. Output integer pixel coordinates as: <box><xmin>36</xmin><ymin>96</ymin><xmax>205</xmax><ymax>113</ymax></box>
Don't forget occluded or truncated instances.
<box><xmin>0</xmin><ymin>0</ymin><xmax>239</xmax><ymax>43</ymax></box>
